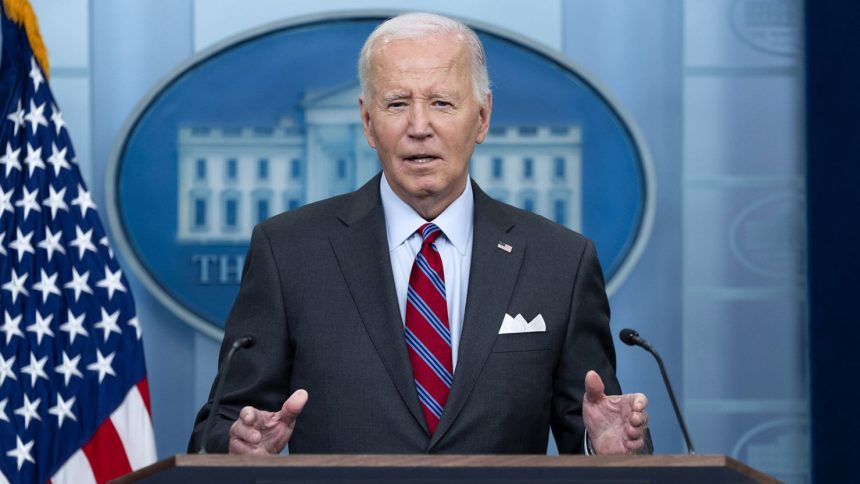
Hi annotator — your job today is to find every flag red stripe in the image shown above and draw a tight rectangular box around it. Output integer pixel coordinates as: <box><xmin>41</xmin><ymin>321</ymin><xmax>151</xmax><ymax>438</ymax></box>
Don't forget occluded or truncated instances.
<box><xmin>81</xmin><ymin>418</ymin><xmax>133</xmax><ymax>483</ymax></box>
<box><xmin>136</xmin><ymin>378</ymin><xmax>152</xmax><ymax>416</ymax></box>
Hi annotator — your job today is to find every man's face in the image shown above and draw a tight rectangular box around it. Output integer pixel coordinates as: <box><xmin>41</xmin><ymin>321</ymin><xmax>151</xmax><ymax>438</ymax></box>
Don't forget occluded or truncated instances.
<box><xmin>360</xmin><ymin>34</ymin><xmax>492</xmax><ymax>218</ymax></box>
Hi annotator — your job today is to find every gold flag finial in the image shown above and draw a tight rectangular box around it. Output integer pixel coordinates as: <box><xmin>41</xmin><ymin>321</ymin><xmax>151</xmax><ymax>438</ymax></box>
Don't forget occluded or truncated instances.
<box><xmin>2</xmin><ymin>0</ymin><xmax>49</xmax><ymax>79</ymax></box>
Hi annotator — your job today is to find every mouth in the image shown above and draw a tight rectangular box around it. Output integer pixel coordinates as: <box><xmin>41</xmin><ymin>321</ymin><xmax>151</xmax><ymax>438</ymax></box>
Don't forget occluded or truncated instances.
<box><xmin>402</xmin><ymin>154</ymin><xmax>441</xmax><ymax>164</ymax></box>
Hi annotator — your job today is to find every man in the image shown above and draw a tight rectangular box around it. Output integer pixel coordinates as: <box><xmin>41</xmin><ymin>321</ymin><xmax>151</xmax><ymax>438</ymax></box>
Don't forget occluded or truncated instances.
<box><xmin>189</xmin><ymin>12</ymin><xmax>650</xmax><ymax>456</ymax></box>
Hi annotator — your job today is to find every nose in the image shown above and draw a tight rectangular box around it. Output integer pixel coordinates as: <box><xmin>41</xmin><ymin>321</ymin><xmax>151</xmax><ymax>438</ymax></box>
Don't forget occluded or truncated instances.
<box><xmin>407</xmin><ymin>102</ymin><xmax>432</xmax><ymax>140</ymax></box>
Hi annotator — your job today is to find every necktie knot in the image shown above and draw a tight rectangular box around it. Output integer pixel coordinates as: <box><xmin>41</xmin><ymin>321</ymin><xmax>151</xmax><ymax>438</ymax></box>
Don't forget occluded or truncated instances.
<box><xmin>418</xmin><ymin>223</ymin><xmax>443</xmax><ymax>247</ymax></box>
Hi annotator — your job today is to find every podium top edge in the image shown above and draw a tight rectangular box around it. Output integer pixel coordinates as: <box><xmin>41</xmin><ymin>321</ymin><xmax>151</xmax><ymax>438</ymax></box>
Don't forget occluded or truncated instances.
<box><xmin>172</xmin><ymin>453</ymin><xmax>740</xmax><ymax>469</ymax></box>
<box><xmin>113</xmin><ymin>454</ymin><xmax>777</xmax><ymax>484</ymax></box>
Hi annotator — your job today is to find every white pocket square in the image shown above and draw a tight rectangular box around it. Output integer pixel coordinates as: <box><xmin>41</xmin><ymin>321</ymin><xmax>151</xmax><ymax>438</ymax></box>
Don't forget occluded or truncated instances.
<box><xmin>498</xmin><ymin>313</ymin><xmax>546</xmax><ymax>334</ymax></box>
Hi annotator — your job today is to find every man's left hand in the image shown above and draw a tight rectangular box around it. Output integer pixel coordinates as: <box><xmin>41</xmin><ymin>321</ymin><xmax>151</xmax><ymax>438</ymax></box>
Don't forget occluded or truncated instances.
<box><xmin>582</xmin><ymin>370</ymin><xmax>649</xmax><ymax>454</ymax></box>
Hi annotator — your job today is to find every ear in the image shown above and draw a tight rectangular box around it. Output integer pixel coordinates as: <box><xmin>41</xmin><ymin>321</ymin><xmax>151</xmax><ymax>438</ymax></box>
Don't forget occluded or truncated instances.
<box><xmin>475</xmin><ymin>92</ymin><xmax>493</xmax><ymax>145</ymax></box>
<box><xmin>359</xmin><ymin>97</ymin><xmax>377</xmax><ymax>149</ymax></box>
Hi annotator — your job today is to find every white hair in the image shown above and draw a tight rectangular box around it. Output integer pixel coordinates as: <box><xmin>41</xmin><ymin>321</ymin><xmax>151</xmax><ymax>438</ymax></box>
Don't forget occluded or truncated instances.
<box><xmin>358</xmin><ymin>12</ymin><xmax>491</xmax><ymax>106</ymax></box>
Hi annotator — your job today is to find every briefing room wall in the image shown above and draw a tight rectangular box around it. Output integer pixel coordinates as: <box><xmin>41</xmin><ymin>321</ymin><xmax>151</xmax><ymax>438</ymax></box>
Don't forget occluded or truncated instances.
<box><xmin>25</xmin><ymin>0</ymin><xmax>807</xmax><ymax>481</ymax></box>
<box><xmin>680</xmin><ymin>2</ymin><xmax>806</xmax><ymax>481</ymax></box>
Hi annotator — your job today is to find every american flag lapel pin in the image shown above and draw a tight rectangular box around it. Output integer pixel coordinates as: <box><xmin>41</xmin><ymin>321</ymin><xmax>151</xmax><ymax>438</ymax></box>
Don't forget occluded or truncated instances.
<box><xmin>497</xmin><ymin>241</ymin><xmax>513</xmax><ymax>253</ymax></box>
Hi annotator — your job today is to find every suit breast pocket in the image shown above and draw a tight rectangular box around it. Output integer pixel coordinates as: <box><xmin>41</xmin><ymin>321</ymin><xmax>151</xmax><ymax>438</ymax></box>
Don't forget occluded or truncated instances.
<box><xmin>491</xmin><ymin>332</ymin><xmax>552</xmax><ymax>353</ymax></box>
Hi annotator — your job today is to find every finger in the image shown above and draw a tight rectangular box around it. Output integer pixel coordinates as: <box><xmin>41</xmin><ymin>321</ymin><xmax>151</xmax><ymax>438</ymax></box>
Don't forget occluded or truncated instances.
<box><xmin>625</xmin><ymin>438</ymin><xmax>645</xmax><ymax>453</ymax></box>
<box><xmin>626</xmin><ymin>423</ymin><xmax>645</xmax><ymax>440</ymax></box>
<box><xmin>230</xmin><ymin>419</ymin><xmax>262</xmax><ymax>444</ymax></box>
<box><xmin>631</xmin><ymin>393</ymin><xmax>648</xmax><ymax>412</ymax></box>
<box><xmin>278</xmin><ymin>389</ymin><xmax>309</xmax><ymax>423</ymax></box>
<box><xmin>229</xmin><ymin>436</ymin><xmax>269</xmax><ymax>455</ymax></box>
<box><xmin>628</xmin><ymin>411</ymin><xmax>648</xmax><ymax>428</ymax></box>
<box><xmin>637</xmin><ymin>411</ymin><xmax>649</xmax><ymax>428</ymax></box>
<box><xmin>584</xmin><ymin>371</ymin><xmax>605</xmax><ymax>403</ymax></box>
<box><xmin>239</xmin><ymin>406</ymin><xmax>265</xmax><ymax>427</ymax></box>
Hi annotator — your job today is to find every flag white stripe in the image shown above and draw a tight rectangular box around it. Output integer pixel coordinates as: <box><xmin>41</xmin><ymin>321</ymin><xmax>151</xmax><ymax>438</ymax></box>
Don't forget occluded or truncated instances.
<box><xmin>110</xmin><ymin>384</ymin><xmax>157</xmax><ymax>471</ymax></box>
<box><xmin>51</xmin><ymin>449</ymin><xmax>97</xmax><ymax>484</ymax></box>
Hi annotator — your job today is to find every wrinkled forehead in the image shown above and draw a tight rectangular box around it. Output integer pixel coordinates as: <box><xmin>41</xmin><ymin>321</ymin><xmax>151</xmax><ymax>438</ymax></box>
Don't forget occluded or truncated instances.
<box><xmin>368</xmin><ymin>34</ymin><xmax>470</xmax><ymax>83</ymax></box>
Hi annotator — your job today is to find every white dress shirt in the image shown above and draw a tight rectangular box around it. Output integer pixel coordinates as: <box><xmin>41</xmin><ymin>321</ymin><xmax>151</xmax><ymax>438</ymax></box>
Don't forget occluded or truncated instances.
<box><xmin>380</xmin><ymin>173</ymin><xmax>474</xmax><ymax>370</ymax></box>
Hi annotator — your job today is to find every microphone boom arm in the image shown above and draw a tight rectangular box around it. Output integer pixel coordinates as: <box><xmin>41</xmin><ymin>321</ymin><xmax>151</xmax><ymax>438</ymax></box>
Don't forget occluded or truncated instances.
<box><xmin>198</xmin><ymin>335</ymin><xmax>255</xmax><ymax>454</ymax></box>
<box><xmin>620</xmin><ymin>328</ymin><xmax>696</xmax><ymax>455</ymax></box>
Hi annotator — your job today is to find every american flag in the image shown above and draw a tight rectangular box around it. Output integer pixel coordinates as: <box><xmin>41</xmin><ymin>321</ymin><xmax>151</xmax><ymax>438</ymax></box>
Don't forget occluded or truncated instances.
<box><xmin>0</xmin><ymin>3</ymin><xmax>156</xmax><ymax>483</ymax></box>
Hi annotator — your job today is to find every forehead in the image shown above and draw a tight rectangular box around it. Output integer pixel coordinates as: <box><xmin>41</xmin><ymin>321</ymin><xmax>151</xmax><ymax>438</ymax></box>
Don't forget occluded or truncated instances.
<box><xmin>369</xmin><ymin>34</ymin><xmax>471</xmax><ymax>91</ymax></box>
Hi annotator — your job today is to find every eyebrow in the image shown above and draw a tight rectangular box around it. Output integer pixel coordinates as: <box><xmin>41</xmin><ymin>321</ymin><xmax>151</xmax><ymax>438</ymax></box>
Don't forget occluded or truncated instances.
<box><xmin>380</xmin><ymin>91</ymin><xmax>458</xmax><ymax>103</ymax></box>
<box><xmin>430</xmin><ymin>90</ymin><xmax>458</xmax><ymax>100</ymax></box>
<box><xmin>381</xmin><ymin>92</ymin><xmax>409</xmax><ymax>103</ymax></box>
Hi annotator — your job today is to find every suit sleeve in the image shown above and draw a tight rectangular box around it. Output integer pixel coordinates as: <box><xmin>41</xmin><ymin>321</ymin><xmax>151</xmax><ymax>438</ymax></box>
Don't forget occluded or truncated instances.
<box><xmin>550</xmin><ymin>239</ymin><xmax>620</xmax><ymax>453</ymax></box>
<box><xmin>187</xmin><ymin>224</ymin><xmax>293</xmax><ymax>453</ymax></box>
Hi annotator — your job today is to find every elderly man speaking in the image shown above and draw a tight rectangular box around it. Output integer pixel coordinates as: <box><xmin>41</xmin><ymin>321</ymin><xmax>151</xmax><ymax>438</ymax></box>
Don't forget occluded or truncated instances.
<box><xmin>189</xmin><ymin>12</ymin><xmax>651</xmax><ymax>456</ymax></box>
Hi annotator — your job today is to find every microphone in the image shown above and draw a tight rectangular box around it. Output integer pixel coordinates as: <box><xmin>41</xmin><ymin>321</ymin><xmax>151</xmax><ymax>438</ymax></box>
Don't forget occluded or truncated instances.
<box><xmin>197</xmin><ymin>334</ymin><xmax>256</xmax><ymax>454</ymax></box>
<box><xmin>619</xmin><ymin>328</ymin><xmax>696</xmax><ymax>455</ymax></box>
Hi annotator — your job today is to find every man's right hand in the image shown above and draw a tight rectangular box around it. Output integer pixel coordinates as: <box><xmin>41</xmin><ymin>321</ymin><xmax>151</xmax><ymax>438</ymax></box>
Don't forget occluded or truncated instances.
<box><xmin>228</xmin><ymin>389</ymin><xmax>308</xmax><ymax>455</ymax></box>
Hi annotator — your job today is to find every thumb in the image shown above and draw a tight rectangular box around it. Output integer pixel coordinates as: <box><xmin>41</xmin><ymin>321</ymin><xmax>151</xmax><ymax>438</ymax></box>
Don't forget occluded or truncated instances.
<box><xmin>584</xmin><ymin>370</ymin><xmax>605</xmax><ymax>404</ymax></box>
<box><xmin>279</xmin><ymin>389</ymin><xmax>309</xmax><ymax>422</ymax></box>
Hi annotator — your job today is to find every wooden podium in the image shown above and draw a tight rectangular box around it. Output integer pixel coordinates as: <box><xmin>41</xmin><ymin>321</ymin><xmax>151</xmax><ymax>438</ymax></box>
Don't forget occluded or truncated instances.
<box><xmin>113</xmin><ymin>454</ymin><xmax>778</xmax><ymax>483</ymax></box>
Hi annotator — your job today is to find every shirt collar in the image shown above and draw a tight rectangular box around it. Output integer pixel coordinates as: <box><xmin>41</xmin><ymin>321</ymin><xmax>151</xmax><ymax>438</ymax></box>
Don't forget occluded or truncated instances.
<box><xmin>380</xmin><ymin>172</ymin><xmax>473</xmax><ymax>256</ymax></box>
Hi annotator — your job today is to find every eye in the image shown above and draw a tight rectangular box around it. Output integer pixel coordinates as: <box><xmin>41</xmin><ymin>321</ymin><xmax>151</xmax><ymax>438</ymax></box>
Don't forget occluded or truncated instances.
<box><xmin>387</xmin><ymin>101</ymin><xmax>407</xmax><ymax>110</ymax></box>
<box><xmin>432</xmin><ymin>100</ymin><xmax>452</xmax><ymax>108</ymax></box>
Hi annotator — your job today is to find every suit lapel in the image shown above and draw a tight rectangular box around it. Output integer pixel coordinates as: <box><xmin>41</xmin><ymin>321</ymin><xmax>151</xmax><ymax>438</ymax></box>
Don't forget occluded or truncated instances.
<box><xmin>329</xmin><ymin>175</ymin><xmax>428</xmax><ymax>434</ymax></box>
<box><xmin>428</xmin><ymin>184</ymin><xmax>525</xmax><ymax>449</ymax></box>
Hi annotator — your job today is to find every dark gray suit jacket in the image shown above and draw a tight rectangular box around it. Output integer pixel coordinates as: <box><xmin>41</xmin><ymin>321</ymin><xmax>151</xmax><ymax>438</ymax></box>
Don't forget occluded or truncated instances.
<box><xmin>188</xmin><ymin>174</ymin><xmax>622</xmax><ymax>454</ymax></box>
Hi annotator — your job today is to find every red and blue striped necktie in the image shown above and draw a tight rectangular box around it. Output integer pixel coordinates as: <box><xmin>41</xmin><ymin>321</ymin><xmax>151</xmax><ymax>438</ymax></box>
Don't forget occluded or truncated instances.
<box><xmin>404</xmin><ymin>223</ymin><xmax>453</xmax><ymax>435</ymax></box>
